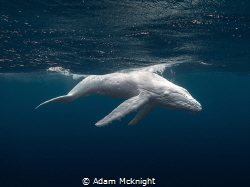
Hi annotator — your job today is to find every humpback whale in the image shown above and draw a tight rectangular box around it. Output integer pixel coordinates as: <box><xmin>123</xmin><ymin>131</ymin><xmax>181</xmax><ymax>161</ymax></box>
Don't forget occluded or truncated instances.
<box><xmin>36</xmin><ymin>71</ymin><xmax>202</xmax><ymax>127</ymax></box>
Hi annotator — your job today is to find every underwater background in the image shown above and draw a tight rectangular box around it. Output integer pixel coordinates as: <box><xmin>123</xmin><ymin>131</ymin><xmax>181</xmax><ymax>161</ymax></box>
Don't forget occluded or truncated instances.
<box><xmin>1</xmin><ymin>0</ymin><xmax>250</xmax><ymax>186</ymax></box>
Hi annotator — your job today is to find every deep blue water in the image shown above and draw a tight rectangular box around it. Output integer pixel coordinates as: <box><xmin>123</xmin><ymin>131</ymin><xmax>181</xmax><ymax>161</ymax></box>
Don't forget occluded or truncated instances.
<box><xmin>1</xmin><ymin>0</ymin><xmax>250</xmax><ymax>187</ymax></box>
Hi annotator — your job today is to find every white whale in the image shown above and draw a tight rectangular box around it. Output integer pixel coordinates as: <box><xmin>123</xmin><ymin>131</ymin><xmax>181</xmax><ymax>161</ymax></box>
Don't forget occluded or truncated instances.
<box><xmin>36</xmin><ymin>71</ymin><xmax>202</xmax><ymax>127</ymax></box>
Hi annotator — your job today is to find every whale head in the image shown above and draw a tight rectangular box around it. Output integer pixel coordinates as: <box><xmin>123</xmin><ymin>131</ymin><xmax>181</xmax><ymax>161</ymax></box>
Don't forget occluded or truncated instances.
<box><xmin>160</xmin><ymin>86</ymin><xmax>202</xmax><ymax>114</ymax></box>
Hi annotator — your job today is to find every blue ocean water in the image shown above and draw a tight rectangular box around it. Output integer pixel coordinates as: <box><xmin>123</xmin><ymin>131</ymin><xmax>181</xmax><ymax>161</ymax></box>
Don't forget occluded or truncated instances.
<box><xmin>1</xmin><ymin>0</ymin><xmax>250</xmax><ymax>186</ymax></box>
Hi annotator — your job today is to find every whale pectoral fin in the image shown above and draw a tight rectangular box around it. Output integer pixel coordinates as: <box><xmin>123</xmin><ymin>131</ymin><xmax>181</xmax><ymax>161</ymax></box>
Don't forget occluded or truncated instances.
<box><xmin>128</xmin><ymin>103</ymin><xmax>155</xmax><ymax>127</ymax></box>
<box><xmin>35</xmin><ymin>95</ymin><xmax>73</xmax><ymax>109</ymax></box>
<box><xmin>95</xmin><ymin>92</ymin><xmax>150</xmax><ymax>127</ymax></box>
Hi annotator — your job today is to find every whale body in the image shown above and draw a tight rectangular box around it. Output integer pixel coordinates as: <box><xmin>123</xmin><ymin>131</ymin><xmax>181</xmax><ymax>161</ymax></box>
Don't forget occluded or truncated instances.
<box><xmin>36</xmin><ymin>71</ymin><xmax>202</xmax><ymax>127</ymax></box>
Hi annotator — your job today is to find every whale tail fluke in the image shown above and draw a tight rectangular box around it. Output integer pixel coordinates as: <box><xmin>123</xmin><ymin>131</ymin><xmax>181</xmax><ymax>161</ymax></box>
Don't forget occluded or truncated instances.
<box><xmin>35</xmin><ymin>95</ymin><xmax>73</xmax><ymax>109</ymax></box>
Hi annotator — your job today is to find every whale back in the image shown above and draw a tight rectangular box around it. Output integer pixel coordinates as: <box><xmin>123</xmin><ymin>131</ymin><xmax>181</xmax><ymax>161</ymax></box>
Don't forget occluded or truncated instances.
<box><xmin>69</xmin><ymin>73</ymin><xmax>140</xmax><ymax>99</ymax></box>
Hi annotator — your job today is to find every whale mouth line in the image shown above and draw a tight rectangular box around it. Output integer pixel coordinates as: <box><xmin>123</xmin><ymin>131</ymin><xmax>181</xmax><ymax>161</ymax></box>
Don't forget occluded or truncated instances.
<box><xmin>188</xmin><ymin>103</ymin><xmax>202</xmax><ymax>114</ymax></box>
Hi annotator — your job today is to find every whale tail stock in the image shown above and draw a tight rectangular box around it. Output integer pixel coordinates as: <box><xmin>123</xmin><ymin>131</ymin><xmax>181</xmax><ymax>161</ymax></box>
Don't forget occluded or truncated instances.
<box><xmin>35</xmin><ymin>95</ymin><xmax>73</xmax><ymax>109</ymax></box>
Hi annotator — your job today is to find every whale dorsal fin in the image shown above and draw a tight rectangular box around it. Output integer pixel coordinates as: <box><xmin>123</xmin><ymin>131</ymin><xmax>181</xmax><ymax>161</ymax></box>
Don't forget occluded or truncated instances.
<box><xmin>128</xmin><ymin>103</ymin><xmax>155</xmax><ymax>127</ymax></box>
<box><xmin>95</xmin><ymin>91</ymin><xmax>150</xmax><ymax>127</ymax></box>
